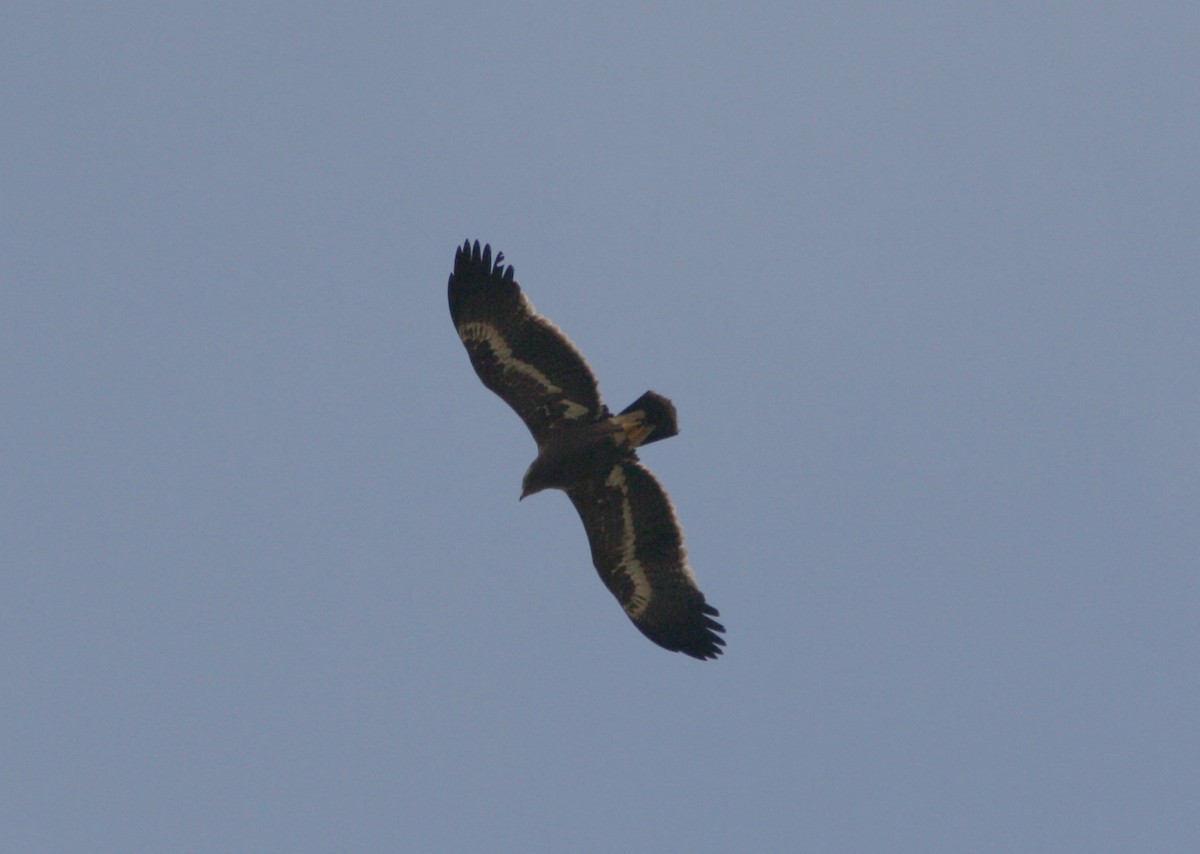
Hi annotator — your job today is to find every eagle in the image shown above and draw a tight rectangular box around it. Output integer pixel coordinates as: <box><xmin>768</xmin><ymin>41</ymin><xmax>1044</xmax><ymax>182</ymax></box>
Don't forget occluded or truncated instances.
<box><xmin>448</xmin><ymin>240</ymin><xmax>725</xmax><ymax>660</ymax></box>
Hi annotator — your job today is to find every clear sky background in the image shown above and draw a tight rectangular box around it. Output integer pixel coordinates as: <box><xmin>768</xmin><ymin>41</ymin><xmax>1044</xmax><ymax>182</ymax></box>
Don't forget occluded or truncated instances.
<box><xmin>4</xmin><ymin>4</ymin><xmax>1197</xmax><ymax>852</ymax></box>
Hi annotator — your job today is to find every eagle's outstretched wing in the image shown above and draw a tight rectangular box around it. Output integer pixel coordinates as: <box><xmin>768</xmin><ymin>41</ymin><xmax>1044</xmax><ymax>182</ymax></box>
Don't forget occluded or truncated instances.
<box><xmin>567</xmin><ymin>460</ymin><xmax>725</xmax><ymax>660</ymax></box>
<box><xmin>448</xmin><ymin>240</ymin><xmax>605</xmax><ymax>444</ymax></box>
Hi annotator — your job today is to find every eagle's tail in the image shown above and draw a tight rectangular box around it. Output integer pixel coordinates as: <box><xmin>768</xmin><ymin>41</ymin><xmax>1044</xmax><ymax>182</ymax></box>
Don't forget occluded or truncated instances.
<box><xmin>615</xmin><ymin>391</ymin><xmax>679</xmax><ymax>448</ymax></box>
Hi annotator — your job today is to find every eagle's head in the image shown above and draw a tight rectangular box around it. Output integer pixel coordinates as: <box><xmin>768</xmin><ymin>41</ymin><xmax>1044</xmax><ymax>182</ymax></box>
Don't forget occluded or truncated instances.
<box><xmin>519</xmin><ymin>468</ymin><xmax>547</xmax><ymax>501</ymax></box>
<box><xmin>519</xmin><ymin>455</ymin><xmax>555</xmax><ymax>501</ymax></box>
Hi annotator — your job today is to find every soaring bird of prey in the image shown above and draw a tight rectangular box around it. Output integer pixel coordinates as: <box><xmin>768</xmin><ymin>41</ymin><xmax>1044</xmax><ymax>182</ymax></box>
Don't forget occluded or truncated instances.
<box><xmin>448</xmin><ymin>240</ymin><xmax>724</xmax><ymax>660</ymax></box>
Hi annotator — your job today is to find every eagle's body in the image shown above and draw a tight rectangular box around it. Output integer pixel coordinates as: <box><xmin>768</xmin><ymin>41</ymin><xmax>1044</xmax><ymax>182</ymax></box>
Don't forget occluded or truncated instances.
<box><xmin>448</xmin><ymin>240</ymin><xmax>725</xmax><ymax>660</ymax></box>
<box><xmin>520</xmin><ymin>391</ymin><xmax>676</xmax><ymax>498</ymax></box>
<box><xmin>521</xmin><ymin>419</ymin><xmax>626</xmax><ymax>498</ymax></box>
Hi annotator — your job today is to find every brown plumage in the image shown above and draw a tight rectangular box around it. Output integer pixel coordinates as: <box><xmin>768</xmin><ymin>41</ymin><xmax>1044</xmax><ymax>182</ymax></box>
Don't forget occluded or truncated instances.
<box><xmin>448</xmin><ymin>240</ymin><xmax>725</xmax><ymax>660</ymax></box>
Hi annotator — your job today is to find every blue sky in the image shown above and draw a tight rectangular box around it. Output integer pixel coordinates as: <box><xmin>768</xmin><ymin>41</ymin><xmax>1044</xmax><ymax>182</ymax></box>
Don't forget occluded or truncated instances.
<box><xmin>4</xmin><ymin>4</ymin><xmax>1198</xmax><ymax>852</ymax></box>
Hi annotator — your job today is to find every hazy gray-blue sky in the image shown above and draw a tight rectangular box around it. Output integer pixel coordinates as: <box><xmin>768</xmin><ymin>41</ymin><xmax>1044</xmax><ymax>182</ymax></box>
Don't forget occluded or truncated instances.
<box><xmin>4</xmin><ymin>4</ymin><xmax>1197</xmax><ymax>851</ymax></box>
